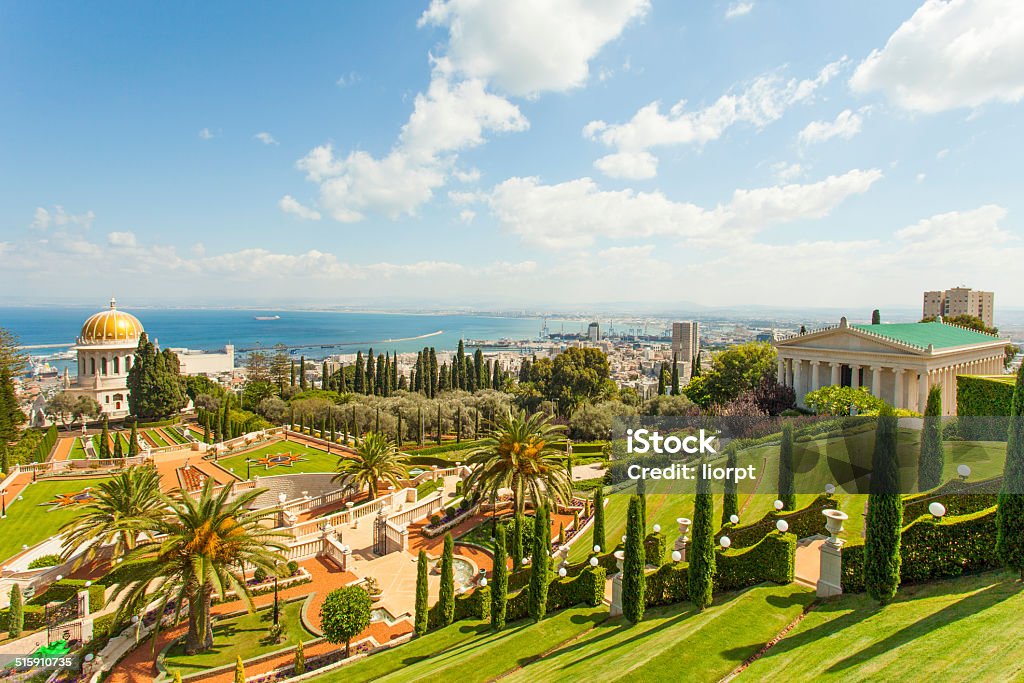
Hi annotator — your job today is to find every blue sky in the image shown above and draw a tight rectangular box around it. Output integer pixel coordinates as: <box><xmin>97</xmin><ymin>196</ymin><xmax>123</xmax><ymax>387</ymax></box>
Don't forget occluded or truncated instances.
<box><xmin>2</xmin><ymin>0</ymin><xmax>1022</xmax><ymax>310</ymax></box>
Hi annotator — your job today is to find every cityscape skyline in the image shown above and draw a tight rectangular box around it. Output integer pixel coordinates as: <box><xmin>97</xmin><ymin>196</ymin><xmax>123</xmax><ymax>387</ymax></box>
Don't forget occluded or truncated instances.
<box><xmin>2</xmin><ymin>0</ymin><xmax>1023</xmax><ymax>308</ymax></box>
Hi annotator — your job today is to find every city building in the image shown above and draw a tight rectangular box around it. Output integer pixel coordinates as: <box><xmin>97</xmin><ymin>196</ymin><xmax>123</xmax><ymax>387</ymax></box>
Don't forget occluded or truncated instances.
<box><xmin>672</xmin><ymin>321</ymin><xmax>700</xmax><ymax>362</ymax></box>
<box><xmin>171</xmin><ymin>345</ymin><xmax>235</xmax><ymax>375</ymax></box>
<box><xmin>774</xmin><ymin>317</ymin><xmax>1008</xmax><ymax>415</ymax></box>
<box><xmin>923</xmin><ymin>287</ymin><xmax>994</xmax><ymax>328</ymax></box>
<box><xmin>62</xmin><ymin>297</ymin><xmax>143</xmax><ymax>418</ymax></box>
<box><xmin>588</xmin><ymin>321</ymin><xmax>600</xmax><ymax>342</ymax></box>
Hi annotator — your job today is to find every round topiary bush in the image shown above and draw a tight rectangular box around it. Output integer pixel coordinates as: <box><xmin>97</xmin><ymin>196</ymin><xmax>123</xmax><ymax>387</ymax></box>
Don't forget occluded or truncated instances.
<box><xmin>253</xmin><ymin>567</ymin><xmax>268</xmax><ymax>583</ymax></box>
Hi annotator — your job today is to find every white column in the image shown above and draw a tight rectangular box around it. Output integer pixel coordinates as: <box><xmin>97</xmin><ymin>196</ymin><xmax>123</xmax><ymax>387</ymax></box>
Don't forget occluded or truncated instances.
<box><xmin>894</xmin><ymin>367</ymin><xmax>904</xmax><ymax>409</ymax></box>
<box><xmin>851</xmin><ymin>364</ymin><xmax>861</xmax><ymax>389</ymax></box>
<box><xmin>793</xmin><ymin>360</ymin><xmax>803</xmax><ymax>398</ymax></box>
<box><xmin>830</xmin><ymin>362</ymin><xmax>840</xmax><ymax>387</ymax></box>
<box><xmin>810</xmin><ymin>361</ymin><xmax>821</xmax><ymax>393</ymax></box>
<box><xmin>778</xmin><ymin>358</ymin><xmax>785</xmax><ymax>385</ymax></box>
<box><xmin>871</xmin><ymin>366</ymin><xmax>882</xmax><ymax>398</ymax></box>
<box><xmin>918</xmin><ymin>369</ymin><xmax>929</xmax><ymax>413</ymax></box>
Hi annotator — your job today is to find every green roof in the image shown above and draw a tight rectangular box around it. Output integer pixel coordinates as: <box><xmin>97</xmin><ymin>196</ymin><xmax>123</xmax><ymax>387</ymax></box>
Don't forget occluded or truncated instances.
<box><xmin>851</xmin><ymin>321</ymin><xmax>1001</xmax><ymax>349</ymax></box>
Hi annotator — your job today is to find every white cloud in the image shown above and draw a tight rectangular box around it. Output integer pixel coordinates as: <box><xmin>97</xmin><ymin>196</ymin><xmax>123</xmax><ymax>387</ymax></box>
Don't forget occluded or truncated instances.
<box><xmin>936</xmin><ymin>148</ymin><xmax>949</xmax><ymax>160</ymax></box>
<box><xmin>593</xmin><ymin>151</ymin><xmax>658</xmax><ymax>179</ymax></box>
<box><xmin>199</xmin><ymin>128</ymin><xmax>214</xmax><ymax>140</ymax></box>
<box><xmin>585</xmin><ymin>59</ymin><xmax>846</xmax><ymax>176</ymax></box>
<box><xmin>771</xmin><ymin>161</ymin><xmax>804</xmax><ymax>182</ymax></box>
<box><xmin>107</xmin><ymin>231</ymin><xmax>138</xmax><ymax>247</ymax></box>
<box><xmin>850</xmin><ymin>0</ymin><xmax>1024</xmax><ymax>112</ymax></box>
<box><xmin>798</xmin><ymin>109</ymin><xmax>863</xmax><ymax>145</ymax></box>
<box><xmin>29</xmin><ymin>205</ymin><xmax>95</xmax><ymax>231</ymax></box>
<box><xmin>419</xmin><ymin>0</ymin><xmax>649</xmax><ymax>97</ymax></box>
<box><xmin>453</xmin><ymin>167</ymin><xmax>481</xmax><ymax>183</ymax></box>
<box><xmin>255</xmin><ymin>132</ymin><xmax>279</xmax><ymax>146</ymax></box>
<box><xmin>336</xmin><ymin>71</ymin><xmax>360</xmax><ymax>87</ymax></box>
<box><xmin>278</xmin><ymin>195</ymin><xmax>322</xmax><ymax>221</ymax></box>
<box><xmin>725</xmin><ymin>2</ymin><xmax>754</xmax><ymax>19</ymax></box>
<box><xmin>459</xmin><ymin>209</ymin><xmax>476</xmax><ymax>224</ymax></box>
<box><xmin>483</xmin><ymin>168</ymin><xmax>882</xmax><ymax>248</ymax></box>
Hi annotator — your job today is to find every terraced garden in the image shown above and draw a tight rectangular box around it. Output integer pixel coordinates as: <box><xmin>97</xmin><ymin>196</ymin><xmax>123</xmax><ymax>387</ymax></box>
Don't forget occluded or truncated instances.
<box><xmin>0</xmin><ymin>476</ymin><xmax>112</xmax><ymax>562</ymax></box>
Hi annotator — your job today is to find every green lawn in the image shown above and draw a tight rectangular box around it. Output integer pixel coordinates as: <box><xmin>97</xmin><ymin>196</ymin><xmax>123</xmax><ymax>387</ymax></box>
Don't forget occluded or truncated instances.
<box><xmin>502</xmin><ymin>583</ymin><xmax>813</xmax><ymax>683</ymax></box>
<box><xmin>217</xmin><ymin>439</ymin><xmax>339</xmax><ymax>477</ymax></box>
<box><xmin>142</xmin><ymin>428</ymin><xmax>170</xmax><ymax>448</ymax></box>
<box><xmin>319</xmin><ymin>605</ymin><xmax>607</xmax><ymax>683</ymax></box>
<box><xmin>0</xmin><ymin>477</ymin><xmax>111</xmax><ymax>562</ymax></box>
<box><xmin>162</xmin><ymin>599</ymin><xmax>313</xmax><ymax>676</ymax></box>
<box><xmin>68</xmin><ymin>437</ymin><xmax>88</xmax><ymax>460</ymax></box>
<box><xmin>742</xmin><ymin>570</ymin><xmax>1024</xmax><ymax>682</ymax></box>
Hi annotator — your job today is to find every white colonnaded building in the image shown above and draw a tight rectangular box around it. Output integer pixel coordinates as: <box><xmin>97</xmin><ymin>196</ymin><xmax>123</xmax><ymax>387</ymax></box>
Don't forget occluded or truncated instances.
<box><xmin>774</xmin><ymin>317</ymin><xmax>1008</xmax><ymax>415</ymax></box>
<box><xmin>62</xmin><ymin>298</ymin><xmax>235</xmax><ymax>418</ymax></box>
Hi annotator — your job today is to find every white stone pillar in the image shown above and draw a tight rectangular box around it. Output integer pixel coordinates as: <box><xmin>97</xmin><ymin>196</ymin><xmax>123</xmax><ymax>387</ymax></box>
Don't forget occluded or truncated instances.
<box><xmin>894</xmin><ymin>367</ymin><xmax>904</xmax><ymax>409</ymax></box>
<box><xmin>778</xmin><ymin>358</ymin><xmax>785</xmax><ymax>385</ymax></box>
<box><xmin>918</xmin><ymin>369</ymin><xmax>929</xmax><ymax>413</ymax></box>
<box><xmin>793</xmin><ymin>360</ymin><xmax>803</xmax><ymax>398</ymax></box>
<box><xmin>871</xmin><ymin>366</ymin><xmax>882</xmax><ymax>398</ymax></box>
<box><xmin>830</xmin><ymin>362</ymin><xmax>840</xmax><ymax>387</ymax></box>
<box><xmin>810</xmin><ymin>361</ymin><xmax>821</xmax><ymax>393</ymax></box>
<box><xmin>851</xmin><ymin>365</ymin><xmax>861</xmax><ymax>390</ymax></box>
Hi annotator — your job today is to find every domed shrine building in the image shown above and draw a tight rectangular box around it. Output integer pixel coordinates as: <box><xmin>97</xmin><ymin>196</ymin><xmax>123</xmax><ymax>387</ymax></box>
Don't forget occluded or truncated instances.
<box><xmin>62</xmin><ymin>297</ymin><xmax>145</xmax><ymax>418</ymax></box>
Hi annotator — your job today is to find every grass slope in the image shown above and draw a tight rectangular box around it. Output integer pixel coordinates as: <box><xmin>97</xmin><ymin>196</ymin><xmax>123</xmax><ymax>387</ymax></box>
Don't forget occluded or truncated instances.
<box><xmin>217</xmin><ymin>440</ymin><xmax>338</xmax><ymax>476</ymax></box>
<box><xmin>0</xmin><ymin>477</ymin><xmax>111</xmax><ymax>562</ymax></box>
<box><xmin>741</xmin><ymin>570</ymin><xmax>1024</xmax><ymax>682</ymax></box>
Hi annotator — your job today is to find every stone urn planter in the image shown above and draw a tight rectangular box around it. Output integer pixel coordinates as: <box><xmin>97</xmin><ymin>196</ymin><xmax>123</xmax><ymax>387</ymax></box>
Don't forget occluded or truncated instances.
<box><xmin>364</xmin><ymin>577</ymin><xmax>383</xmax><ymax>602</ymax></box>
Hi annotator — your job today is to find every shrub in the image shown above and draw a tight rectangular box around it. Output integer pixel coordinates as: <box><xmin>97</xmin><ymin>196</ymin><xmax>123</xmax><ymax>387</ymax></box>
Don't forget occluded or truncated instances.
<box><xmin>957</xmin><ymin>375</ymin><xmax>1015</xmax><ymax>440</ymax></box>
<box><xmin>996</xmin><ymin>364</ymin><xmax>1024</xmax><ymax>578</ymax></box>
<box><xmin>29</xmin><ymin>578</ymin><xmax>106</xmax><ymax>612</ymax></box>
<box><xmin>294</xmin><ymin>640</ymin><xmax>306</xmax><ymax>675</ymax></box>
<box><xmin>27</xmin><ymin>554</ymin><xmax>62</xmax><ymax>570</ymax></box>
<box><xmin>454</xmin><ymin>584</ymin><xmax>490</xmax><ymax>622</ymax></box>
<box><xmin>287</xmin><ymin>560</ymin><xmax>299</xmax><ymax>576</ymax></box>
<box><xmin>643</xmin><ymin>532</ymin><xmax>667</xmax><ymax>567</ymax></box>
<box><xmin>429</xmin><ymin>514</ymin><xmax>442</xmax><ymax>526</ymax></box>
<box><xmin>7</xmin><ymin>585</ymin><xmax>22</xmax><ymax>638</ymax></box>
<box><xmin>720</xmin><ymin>495</ymin><xmax>835</xmax><ymax>549</ymax></box>
<box><xmin>716</xmin><ymin>532</ymin><xmax>795</xmax><ymax>590</ymax></box>
<box><xmin>646</xmin><ymin>562</ymin><xmax>688</xmax><ymax>607</ymax></box>
<box><xmin>253</xmin><ymin>567</ymin><xmax>268</xmax><ymax>583</ymax></box>
<box><xmin>918</xmin><ymin>386</ymin><xmax>944</xmax><ymax>491</ymax></box>
<box><xmin>622</xmin><ymin>496</ymin><xmax>646</xmax><ymax>623</ymax></box>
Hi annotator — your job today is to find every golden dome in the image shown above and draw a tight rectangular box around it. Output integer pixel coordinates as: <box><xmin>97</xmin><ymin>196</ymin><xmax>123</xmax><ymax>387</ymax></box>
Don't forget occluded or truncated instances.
<box><xmin>78</xmin><ymin>298</ymin><xmax>144</xmax><ymax>345</ymax></box>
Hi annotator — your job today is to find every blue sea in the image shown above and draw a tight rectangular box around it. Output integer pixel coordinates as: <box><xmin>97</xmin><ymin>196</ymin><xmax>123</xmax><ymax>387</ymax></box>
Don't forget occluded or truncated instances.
<box><xmin>0</xmin><ymin>308</ymin><xmax>564</xmax><ymax>371</ymax></box>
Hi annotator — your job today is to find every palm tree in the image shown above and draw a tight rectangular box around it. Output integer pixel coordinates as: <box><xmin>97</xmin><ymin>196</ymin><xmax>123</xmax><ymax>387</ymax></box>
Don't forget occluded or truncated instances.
<box><xmin>333</xmin><ymin>432</ymin><xmax>406</xmax><ymax>501</ymax></box>
<box><xmin>110</xmin><ymin>479</ymin><xmax>289</xmax><ymax>654</ymax></box>
<box><xmin>59</xmin><ymin>465</ymin><xmax>165</xmax><ymax>567</ymax></box>
<box><xmin>465</xmin><ymin>409</ymin><xmax>571</xmax><ymax>516</ymax></box>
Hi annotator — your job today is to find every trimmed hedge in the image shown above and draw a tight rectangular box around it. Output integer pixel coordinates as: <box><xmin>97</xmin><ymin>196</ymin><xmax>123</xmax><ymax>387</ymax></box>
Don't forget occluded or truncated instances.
<box><xmin>505</xmin><ymin>566</ymin><xmax>605</xmax><ymax>622</ymax></box>
<box><xmin>842</xmin><ymin>507</ymin><xmax>999</xmax><ymax>593</ymax></box>
<box><xmin>716</xmin><ymin>532</ymin><xmax>795</xmax><ymax>591</ymax></box>
<box><xmin>902</xmin><ymin>477</ymin><xmax>1001</xmax><ymax>521</ymax></box>
<box><xmin>1</xmin><ymin>603</ymin><xmax>46</xmax><ymax>632</ymax></box>
<box><xmin>645</xmin><ymin>562</ymin><xmax>689</xmax><ymax>607</ymax></box>
<box><xmin>719</xmin><ymin>495</ymin><xmax>835</xmax><ymax>548</ymax></box>
<box><xmin>644</xmin><ymin>532</ymin><xmax>667</xmax><ymax>566</ymax></box>
<box><xmin>957</xmin><ymin>375</ymin><xmax>1015</xmax><ymax>440</ymax></box>
<box><xmin>124</xmin><ymin>416</ymin><xmax>181</xmax><ymax>428</ymax></box>
<box><xmin>406</xmin><ymin>455</ymin><xmax>461</xmax><ymax>467</ymax></box>
<box><xmin>28</xmin><ymin>578</ymin><xmax>106</xmax><ymax>612</ymax></box>
<box><xmin>404</xmin><ymin>440</ymin><xmax>482</xmax><ymax>457</ymax></box>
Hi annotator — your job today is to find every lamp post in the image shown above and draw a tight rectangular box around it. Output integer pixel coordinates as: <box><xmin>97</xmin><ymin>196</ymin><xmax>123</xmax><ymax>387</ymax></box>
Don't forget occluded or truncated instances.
<box><xmin>246</xmin><ymin>457</ymin><xmax>252</xmax><ymax>480</ymax></box>
<box><xmin>1</xmin><ymin>489</ymin><xmax>6</xmax><ymax>519</ymax></box>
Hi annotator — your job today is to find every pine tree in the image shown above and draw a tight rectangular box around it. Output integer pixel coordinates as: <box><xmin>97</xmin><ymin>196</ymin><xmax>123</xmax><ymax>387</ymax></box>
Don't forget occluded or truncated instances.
<box><xmin>299</xmin><ymin>356</ymin><xmax>307</xmax><ymax>390</ymax></box>
<box><xmin>491</xmin><ymin>523</ymin><xmax>509</xmax><ymax>630</ymax></box>
<box><xmin>511</xmin><ymin>512</ymin><xmax>525</xmax><ymax>566</ymax></box>
<box><xmin>918</xmin><ymin>385</ymin><xmax>944</xmax><ymax>491</ymax></box>
<box><xmin>623</xmin><ymin>495</ymin><xmax>646</xmax><ymax>623</ymax></box>
<box><xmin>7</xmin><ymin>584</ymin><xmax>23</xmax><ymax>638</ymax></box>
<box><xmin>872</xmin><ymin>309</ymin><xmax>881</xmax><ymax>325</ymax></box>
<box><xmin>592</xmin><ymin>486</ymin><xmax>605</xmax><ymax>552</ymax></box>
<box><xmin>415</xmin><ymin>550</ymin><xmax>429</xmax><ymax>635</ymax></box>
<box><xmin>722</xmin><ymin>447</ymin><xmax>739</xmax><ymax>526</ymax></box>
<box><xmin>128</xmin><ymin>422</ymin><xmax>139</xmax><ymax>457</ymax></box>
<box><xmin>778</xmin><ymin>422</ymin><xmax>796</xmax><ymax>510</ymax></box>
<box><xmin>439</xmin><ymin>533</ymin><xmax>455</xmax><ymax>626</ymax></box>
<box><xmin>864</xmin><ymin>406</ymin><xmax>903</xmax><ymax>605</ymax></box>
<box><xmin>670</xmin><ymin>354</ymin><xmax>680</xmax><ymax>395</ymax></box>
<box><xmin>996</xmin><ymin>364</ymin><xmax>1024</xmax><ymax>579</ymax></box>
<box><xmin>528</xmin><ymin>505</ymin><xmax>551</xmax><ymax>621</ymax></box>
<box><xmin>688</xmin><ymin>465</ymin><xmax>715</xmax><ymax>610</ymax></box>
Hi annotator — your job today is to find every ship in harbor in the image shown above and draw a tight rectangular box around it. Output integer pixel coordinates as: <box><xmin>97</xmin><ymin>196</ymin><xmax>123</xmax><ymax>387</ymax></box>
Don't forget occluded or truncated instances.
<box><xmin>253</xmin><ymin>315</ymin><xmax>281</xmax><ymax>321</ymax></box>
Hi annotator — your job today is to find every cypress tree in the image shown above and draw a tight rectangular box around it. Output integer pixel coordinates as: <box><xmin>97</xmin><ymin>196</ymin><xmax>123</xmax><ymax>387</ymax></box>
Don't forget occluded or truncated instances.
<box><xmin>413</xmin><ymin>352</ymin><xmax>423</xmax><ymax>393</ymax></box>
<box><xmin>234</xmin><ymin>656</ymin><xmax>245</xmax><ymax>683</ymax></box>
<box><xmin>1</xmin><ymin>444</ymin><xmax>7</xmax><ymax>475</ymax></box>
<box><xmin>396</xmin><ymin>411</ymin><xmax>403</xmax><ymax>448</ymax></box>
<box><xmin>113</xmin><ymin>433</ymin><xmax>123</xmax><ymax>459</ymax></box>
<box><xmin>657</xmin><ymin>364</ymin><xmax>666</xmax><ymax>396</ymax></box>
<box><xmin>996</xmin><ymin>364</ymin><xmax>1024</xmax><ymax>579</ymax></box>
<box><xmin>375</xmin><ymin>354</ymin><xmax>385</xmax><ymax>396</ymax></box>
<box><xmin>528</xmin><ymin>505</ymin><xmax>550</xmax><ymax>621</ymax></box>
<box><xmin>8</xmin><ymin>584</ymin><xmax>23</xmax><ymax>637</ymax></box>
<box><xmin>778</xmin><ymin>422</ymin><xmax>796</xmax><ymax>510</ymax></box>
<box><xmin>623</xmin><ymin>495</ymin><xmax>646</xmax><ymax>623</ymax></box>
<box><xmin>98</xmin><ymin>417</ymin><xmax>111</xmax><ymax>458</ymax></box>
<box><xmin>693</xmin><ymin>353</ymin><xmax>702</xmax><ymax>377</ymax></box>
<box><xmin>339</xmin><ymin>363</ymin><xmax>349</xmax><ymax>393</ymax></box>
<box><xmin>391</xmin><ymin>352</ymin><xmax>399</xmax><ymax>392</ymax></box>
<box><xmin>872</xmin><ymin>309</ymin><xmax>881</xmax><ymax>325</ymax></box>
<box><xmin>429</xmin><ymin>348</ymin><xmax>439</xmax><ymax>398</ymax></box>
<box><xmin>670</xmin><ymin>354</ymin><xmax>680</xmax><ymax>395</ymax></box>
<box><xmin>299</xmin><ymin>356</ymin><xmax>307</xmax><ymax>390</ymax></box>
<box><xmin>688</xmin><ymin>464</ymin><xmax>715</xmax><ymax>610</ymax></box>
<box><xmin>474</xmin><ymin>408</ymin><xmax>480</xmax><ymax>438</ymax></box>
<box><xmin>511</xmin><ymin>512</ymin><xmax>525</xmax><ymax>566</ymax></box>
<box><xmin>415</xmin><ymin>550</ymin><xmax>429</xmax><ymax>635</ymax></box>
<box><xmin>128</xmin><ymin>422</ymin><xmax>139</xmax><ymax>457</ymax></box>
<box><xmin>492</xmin><ymin>360</ymin><xmax>501</xmax><ymax>390</ymax></box>
<box><xmin>918</xmin><ymin>385</ymin><xmax>944</xmax><ymax>491</ymax></box>
<box><xmin>330</xmin><ymin>416</ymin><xmax>336</xmax><ymax>444</ymax></box>
<box><xmin>491</xmin><ymin>523</ymin><xmax>509</xmax><ymax>630</ymax></box>
<box><xmin>722</xmin><ymin>447</ymin><xmax>739</xmax><ymax>526</ymax></box>
<box><xmin>322</xmin><ymin>360</ymin><xmax>329</xmax><ymax>391</ymax></box>
<box><xmin>354</xmin><ymin>352</ymin><xmax>365</xmax><ymax>394</ymax></box>
<box><xmin>474</xmin><ymin>349</ymin><xmax>485</xmax><ymax>389</ymax></box>
<box><xmin>290</xmin><ymin>360</ymin><xmax>296</xmax><ymax>387</ymax></box>
<box><xmin>294</xmin><ymin>640</ymin><xmax>305</xmax><ymax>675</ymax></box>
<box><xmin>635</xmin><ymin>475</ymin><xmax>648</xmax><ymax>532</ymax></box>
<box><xmin>864</xmin><ymin>406</ymin><xmax>903</xmax><ymax>605</ymax></box>
<box><xmin>456</xmin><ymin>339</ymin><xmax>466</xmax><ymax>389</ymax></box>
<box><xmin>365</xmin><ymin>349</ymin><xmax>375</xmax><ymax>395</ymax></box>
<box><xmin>592</xmin><ymin>486</ymin><xmax>606</xmax><ymax>552</ymax></box>
<box><xmin>439</xmin><ymin>533</ymin><xmax>455</xmax><ymax>626</ymax></box>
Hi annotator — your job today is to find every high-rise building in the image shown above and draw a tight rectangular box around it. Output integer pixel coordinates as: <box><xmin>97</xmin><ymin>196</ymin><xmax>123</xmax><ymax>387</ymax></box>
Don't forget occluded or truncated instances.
<box><xmin>923</xmin><ymin>287</ymin><xmax>994</xmax><ymax>328</ymax></box>
<box><xmin>587</xmin><ymin>321</ymin><xmax>600</xmax><ymax>342</ymax></box>
<box><xmin>671</xmin><ymin>321</ymin><xmax>700</xmax><ymax>364</ymax></box>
